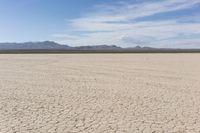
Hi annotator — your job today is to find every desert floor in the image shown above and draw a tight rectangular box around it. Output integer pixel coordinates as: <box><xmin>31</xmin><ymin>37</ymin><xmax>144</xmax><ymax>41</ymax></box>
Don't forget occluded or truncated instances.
<box><xmin>0</xmin><ymin>54</ymin><xmax>200</xmax><ymax>133</ymax></box>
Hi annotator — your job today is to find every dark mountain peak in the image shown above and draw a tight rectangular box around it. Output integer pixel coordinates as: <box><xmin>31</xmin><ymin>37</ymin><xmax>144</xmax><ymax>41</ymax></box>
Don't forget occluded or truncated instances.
<box><xmin>135</xmin><ymin>45</ymin><xmax>142</xmax><ymax>49</ymax></box>
<box><xmin>42</xmin><ymin>41</ymin><xmax>59</xmax><ymax>45</ymax></box>
<box><xmin>23</xmin><ymin>41</ymin><xmax>59</xmax><ymax>45</ymax></box>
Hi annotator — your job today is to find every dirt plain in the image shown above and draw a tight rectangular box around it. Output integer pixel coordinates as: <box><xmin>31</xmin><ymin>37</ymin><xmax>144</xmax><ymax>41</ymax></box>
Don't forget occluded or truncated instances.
<box><xmin>0</xmin><ymin>54</ymin><xmax>200</xmax><ymax>133</ymax></box>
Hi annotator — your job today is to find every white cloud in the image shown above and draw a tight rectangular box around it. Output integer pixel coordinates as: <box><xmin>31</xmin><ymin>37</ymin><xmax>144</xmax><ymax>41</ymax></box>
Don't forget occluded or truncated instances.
<box><xmin>53</xmin><ymin>0</ymin><xmax>200</xmax><ymax>48</ymax></box>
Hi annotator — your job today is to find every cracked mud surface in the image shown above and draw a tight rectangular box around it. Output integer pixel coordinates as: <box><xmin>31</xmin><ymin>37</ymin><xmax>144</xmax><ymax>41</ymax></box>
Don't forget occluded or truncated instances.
<box><xmin>0</xmin><ymin>54</ymin><xmax>200</xmax><ymax>133</ymax></box>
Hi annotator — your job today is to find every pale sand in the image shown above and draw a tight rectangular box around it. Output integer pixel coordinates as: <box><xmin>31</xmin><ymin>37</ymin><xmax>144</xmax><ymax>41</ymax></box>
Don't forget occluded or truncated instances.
<box><xmin>0</xmin><ymin>54</ymin><xmax>200</xmax><ymax>133</ymax></box>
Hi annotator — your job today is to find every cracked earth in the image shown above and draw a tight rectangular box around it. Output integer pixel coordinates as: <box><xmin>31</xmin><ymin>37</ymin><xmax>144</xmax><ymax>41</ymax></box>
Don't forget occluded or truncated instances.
<box><xmin>0</xmin><ymin>54</ymin><xmax>200</xmax><ymax>133</ymax></box>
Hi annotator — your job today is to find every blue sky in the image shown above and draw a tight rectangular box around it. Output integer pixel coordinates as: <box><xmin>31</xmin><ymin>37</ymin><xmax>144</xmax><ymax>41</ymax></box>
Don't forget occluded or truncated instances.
<box><xmin>0</xmin><ymin>0</ymin><xmax>200</xmax><ymax>48</ymax></box>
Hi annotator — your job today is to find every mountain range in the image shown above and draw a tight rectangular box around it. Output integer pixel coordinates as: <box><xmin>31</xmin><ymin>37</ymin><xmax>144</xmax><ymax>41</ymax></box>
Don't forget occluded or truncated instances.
<box><xmin>0</xmin><ymin>41</ymin><xmax>69</xmax><ymax>49</ymax></box>
<box><xmin>0</xmin><ymin>41</ymin><xmax>143</xmax><ymax>50</ymax></box>
<box><xmin>0</xmin><ymin>41</ymin><xmax>200</xmax><ymax>53</ymax></box>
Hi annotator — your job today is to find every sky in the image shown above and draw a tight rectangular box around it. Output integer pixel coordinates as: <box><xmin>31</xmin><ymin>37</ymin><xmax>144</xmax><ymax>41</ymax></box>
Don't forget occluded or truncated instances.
<box><xmin>0</xmin><ymin>0</ymin><xmax>200</xmax><ymax>48</ymax></box>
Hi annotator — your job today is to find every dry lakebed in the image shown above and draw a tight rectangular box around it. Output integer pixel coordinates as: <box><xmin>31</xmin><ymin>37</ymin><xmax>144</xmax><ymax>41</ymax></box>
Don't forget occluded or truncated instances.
<box><xmin>0</xmin><ymin>54</ymin><xmax>200</xmax><ymax>133</ymax></box>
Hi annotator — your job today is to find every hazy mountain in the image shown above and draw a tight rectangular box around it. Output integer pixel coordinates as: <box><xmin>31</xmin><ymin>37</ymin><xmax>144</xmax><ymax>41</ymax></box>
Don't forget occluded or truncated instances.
<box><xmin>75</xmin><ymin>45</ymin><xmax>121</xmax><ymax>50</ymax></box>
<box><xmin>0</xmin><ymin>41</ymin><xmax>200</xmax><ymax>53</ymax></box>
<box><xmin>0</xmin><ymin>42</ymin><xmax>123</xmax><ymax>50</ymax></box>
<box><xmin>0</xmin><ymin>41</ymin><xmax>156</xmax><ymax>50</ymax></box>
<box><xmin>0</xmin><ymin>41</ymin><xmax>70</xmax><ymax>49</ymax></box>
<box><xmin>125</xmin><ymin>45</ymin><xmax>156</xmax><ymax>49</ymax></box>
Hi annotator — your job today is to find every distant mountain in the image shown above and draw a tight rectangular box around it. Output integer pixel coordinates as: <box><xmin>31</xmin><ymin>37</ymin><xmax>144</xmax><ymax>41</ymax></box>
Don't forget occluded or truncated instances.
<box><xmin>125</xmin><ymin>45</ymin><xmax>155</xmax><ymax>49</ymax></box>
<box><xmin>0</xmin><ymin>41</ymin><xmax>156</xmax><ymax>50</ymax></box>
<box><xmin>0</xmin><ymin>41</ymin><xmax>124</xmax><ymax>50</ymax></box>
<box><xmin>0</xmin><ymin>41</ymin><xmax>69</xmax><ymax>49</ymax></box>
<box><xmin>75</xmin><ymin>45</ymin><xmax>121</xmax><ymax>50</ymax></box>
<box><xmin>0</xmin><ymin>41</ymin><xmax>200</xmax><ymax>53</ymax></box>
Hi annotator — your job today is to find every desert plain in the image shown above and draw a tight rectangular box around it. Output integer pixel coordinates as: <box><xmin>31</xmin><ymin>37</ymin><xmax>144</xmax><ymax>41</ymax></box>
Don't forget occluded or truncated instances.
<box><xmin>0</xmin><ymin>54</ymin><xmax>200</xmax><ymax>133</ymax></box>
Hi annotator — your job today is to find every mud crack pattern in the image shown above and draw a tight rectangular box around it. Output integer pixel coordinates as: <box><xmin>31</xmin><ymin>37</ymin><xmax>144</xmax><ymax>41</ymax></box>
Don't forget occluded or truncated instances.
<box><xmin>0</xmin><ymin>54</ymin><xmax>200</xmax><ymax>133</ymax></box>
